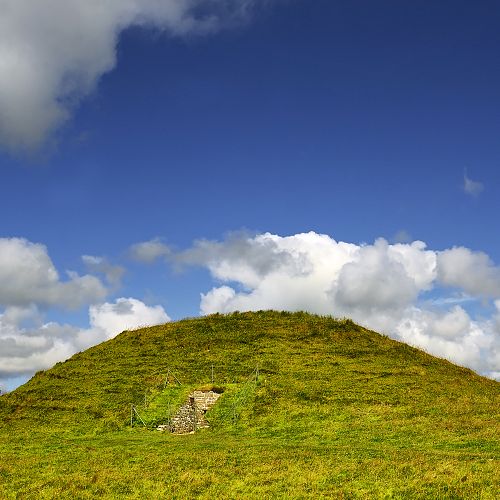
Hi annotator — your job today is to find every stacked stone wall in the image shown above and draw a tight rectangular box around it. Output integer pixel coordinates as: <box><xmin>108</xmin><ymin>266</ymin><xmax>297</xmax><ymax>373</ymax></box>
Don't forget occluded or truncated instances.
<box><xmin>167</xmin><ymin>390</ymin><xmax>221</xmax><ymax>434</ymax></box>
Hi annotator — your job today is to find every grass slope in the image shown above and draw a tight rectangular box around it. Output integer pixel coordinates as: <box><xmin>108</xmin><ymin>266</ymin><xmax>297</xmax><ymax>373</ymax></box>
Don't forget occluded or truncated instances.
<box><xmin>0</xmin><ymin>311</ymin><xmax>498</xmax><ymax>498</ymax></box>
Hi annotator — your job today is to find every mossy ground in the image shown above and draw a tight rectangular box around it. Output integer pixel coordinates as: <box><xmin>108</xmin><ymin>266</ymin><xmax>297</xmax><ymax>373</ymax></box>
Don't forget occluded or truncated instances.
<box><xmin>0</xmin><ymin>311</ymin><xmax>498</xmax><ymax>498</ymax></box>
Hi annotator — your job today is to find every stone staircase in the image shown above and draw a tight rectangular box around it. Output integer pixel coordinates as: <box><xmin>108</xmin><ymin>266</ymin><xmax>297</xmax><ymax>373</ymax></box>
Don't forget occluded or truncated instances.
<box><xmin>166</xmin><ymin>390</ymin><xmax>221</xmax><ymax>434</ymax></box>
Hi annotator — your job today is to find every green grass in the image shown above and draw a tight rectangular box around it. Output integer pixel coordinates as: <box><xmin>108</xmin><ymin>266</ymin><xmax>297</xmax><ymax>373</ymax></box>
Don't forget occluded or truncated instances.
<box><xmin>0</xmin><ymin>311</ymin><xmax>498</xmax><ymax>498</ymax></box>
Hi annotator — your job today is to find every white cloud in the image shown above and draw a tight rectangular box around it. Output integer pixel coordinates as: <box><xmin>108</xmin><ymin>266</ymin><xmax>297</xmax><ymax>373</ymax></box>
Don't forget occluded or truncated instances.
<box><xmin>129</xmin><ymin>238</ymin><xmax>171</xmax><ymax>263</ymax></box>
<box><xmin>495</xmin><ymin>300</ymin><xmax>500</xmax><ymax>331</ymax></box>
<box><xmin>463</xmin><ymin>171</ymin><xmax>484</xmax><ymax>196</ymax></box>
<box><xmin>0</xmin><ymin>0</ymin><xmax>267</xmax><ymax>153</ymax></box>
<box><xmin>426</xmin><ymin>306</ymin><xmax>471</xmax><ymax>338</ymax></box>
<box><xmin>0</xmin><ymin>306</ymin><xmax>80</xmax><ymax>378</ymax></box>
<box><xmin>437</xmin><ymin>247</ymin><xmax>500</xmax><ymax>297</ymax></box>
<box><xmin>394</xmin><ymin>306</ymin><xmax>496</xmax><ymax>376</ymax></box>
<box><xmin>181</xmin><ymin>232</ymin><xmax>323</xmax><ymax>288</ymax></box>
<box><xmin>86</xmin><ymin>297</ymin><xmax>170</xmax><ymax>342</ymax></box>
<box><xmin>0</xmin><ymin>238</ymin><xmax>107</xmax><ymax>309</ymax></box>
<box><xmin>0</xmin><ymin>298</ymin><xmax>170</xmax><ymax>383</ymax></box>
<box><xmin>196</xmin><ymin>233</ymin><xmax>436</xmax><ymax>316</ymax></box>
<box><xmin>172</xmin><ymin>231</ymin><xmax>499</xmax><ymax>378</ymax></box>
<box><xmin>333</xmin><ymin>238</ymin><xmax>435</xmax><ymax>314</ymax></box>
<box><xmin>200</xmin><ymin>286</ymin><xmax>236</xmax><ymax>314</ymax></box>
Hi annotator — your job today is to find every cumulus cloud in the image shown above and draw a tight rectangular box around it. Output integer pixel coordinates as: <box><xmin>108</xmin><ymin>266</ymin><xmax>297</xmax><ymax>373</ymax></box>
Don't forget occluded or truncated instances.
<box><xmin>179</xmin><ymin>231</ymin><xmax>319</xmax><ymax>287</ymax></box>
<box><xmin>0</xmin><ymin>238</ymin><xmax>107</xmax><ymax>309</ymax></box>
<box><xmin>193</xmin><ymin>233</ymin><xmax>436</xmax><ymax>316</ymax></box>
<box><xmin>0</xmin><ymin>0</ymin><xmax>267</xmax><ymax>153</ymax></box>
<box><xmin>153</xmin><ymin>231</ymin><xmax>499</xmax><ymax>379</ymax></box>
<box><xmin>0</xmin><ymin>306</ymin><xmax>80</xmax><ymax>379</ymax></box>
<box><xmin>463</xmin><ymin>170</ymin><xmax>484</xmax><ymax>196</ymax></box>
<box><xmin>333</xmin><ymin>239</ymin><xmax>435</xmax><ymax>314</ymax></box>
<box><xmin>86</xmin><ymin>297</ymin><xmax>170</xmax><ymax>343</ymax></box>
<box><xmin>437</xmin><ymin>247</ymin><xmax>500</xmax><ymax>297</ymax></box>
<box><xmin>129</xmin><ymin>238</ymin><xmax>171</xmax><ymax>263</ymax></box>
<box><xmin>0</xmin><ymin>297</ymin><xmax>170</xmax><ymax>384</ymax></box>
<box><xmin>395</xmin><ymin>306</ymin><xmax>496</xmax><ymax>373</ymax></box>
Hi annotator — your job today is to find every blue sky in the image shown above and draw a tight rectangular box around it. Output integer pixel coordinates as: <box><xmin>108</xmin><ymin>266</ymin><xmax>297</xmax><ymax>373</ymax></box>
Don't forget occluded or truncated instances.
<box><xmin>1</xmin><ymin>1</ymin><xmax>500</xmax><ymax>390</ymax></box>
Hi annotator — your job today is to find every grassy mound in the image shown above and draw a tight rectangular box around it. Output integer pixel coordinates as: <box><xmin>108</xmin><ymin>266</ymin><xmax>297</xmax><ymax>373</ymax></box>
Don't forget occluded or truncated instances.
<box><xmin>0</xmin><ymin>311</ymin><xmax>498</xmax><ymax>498</ymax></box>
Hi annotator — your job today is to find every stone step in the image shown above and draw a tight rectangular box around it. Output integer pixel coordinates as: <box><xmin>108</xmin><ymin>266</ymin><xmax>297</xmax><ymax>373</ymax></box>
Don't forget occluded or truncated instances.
<box><xmin>160</xmin><ymin>390</ymin><xmax>222</xmax><ymax>434</ymax></box>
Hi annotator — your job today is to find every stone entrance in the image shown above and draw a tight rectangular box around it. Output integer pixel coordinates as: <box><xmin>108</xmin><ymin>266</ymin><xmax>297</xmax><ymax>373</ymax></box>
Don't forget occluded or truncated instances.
<box><xmin>167</xmin><ymin>390</ymin><xmax>221</xmax><ymax>434</ymax></box>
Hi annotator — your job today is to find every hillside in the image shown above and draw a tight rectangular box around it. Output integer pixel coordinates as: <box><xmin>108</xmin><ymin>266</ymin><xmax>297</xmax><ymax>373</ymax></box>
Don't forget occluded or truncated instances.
<box><xmin>0</xmin><ymin>311</ymin><xmax>499</xmax><ymax>498</ymax></box>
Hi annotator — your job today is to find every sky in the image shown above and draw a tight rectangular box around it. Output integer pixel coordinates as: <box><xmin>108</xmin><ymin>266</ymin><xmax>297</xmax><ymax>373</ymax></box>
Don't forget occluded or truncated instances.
<box><xmin>1</xmin><ymin>0</ymin><xmax>500</xmax><ymax>391</ymax></box>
